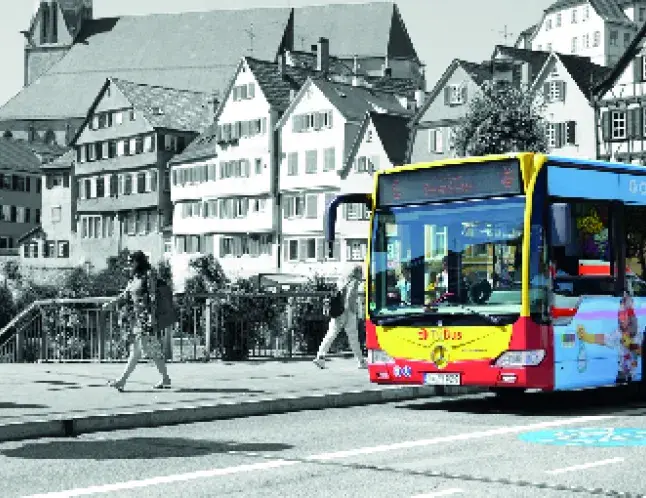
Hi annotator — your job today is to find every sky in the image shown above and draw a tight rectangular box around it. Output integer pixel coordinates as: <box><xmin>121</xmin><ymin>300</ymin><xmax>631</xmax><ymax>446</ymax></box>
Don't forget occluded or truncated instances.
<box><xmin>0</xmin><ymin>0</ymin><xmax>555</xmax><ymax>107</ymax></box>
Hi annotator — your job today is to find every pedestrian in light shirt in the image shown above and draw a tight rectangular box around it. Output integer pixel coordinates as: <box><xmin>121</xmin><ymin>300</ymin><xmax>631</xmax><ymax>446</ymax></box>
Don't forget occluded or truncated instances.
<box><xmin>313</xmin><ymin>265</ymin><xmax>367</xmax><ymax>369</ymax></box>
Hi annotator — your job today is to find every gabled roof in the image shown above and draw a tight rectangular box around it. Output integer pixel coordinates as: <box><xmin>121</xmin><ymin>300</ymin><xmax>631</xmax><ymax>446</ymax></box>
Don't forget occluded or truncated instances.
<box><xmin>339</xmin><ymin>111</ymin><xmax>410</xmax><ymax>178</ymax></box>
<box><xmin>492</xmin><ymin>46</ymin><xmax>551</xmax><ymax>81</ymax></box>
<box><xmin>0</xmin><ymin>138</ymin><xmax>53</xmax><ymax>173</ymax></box>
<box><xmin>168</xmin><ymin>123</ymin><xmax>219</xmax><ymax>166</ymax></box>
<box><xmin>593</xmin><ymin>19</ymin><xmax>646</xmax><ymax>99</ymax></box>
<box><xmin>286</xmin><ymin>51</ymin><xmax>354</xmax><ymax>75</ymax></box>
<box><xmin>70</xmin><ymin>78</ymin><xmax>213</xmax><ymax>145</ymax></box>
<box><xmin>2</xmin><ymin>3</ymin><xmax>410</xmax><ymax>122</ymax></box>
<box><xmin>42</xmin><ymin>149</ymin><xmax>76</xmax><ymax>170</ymax></box>
<box><xmin>409</xmin><ymin>58</ymin><xmax>491</xmax><ymax>127</ymax></box>
<box><xmin>543</xmin><ymin>0</ymin><xmax>631</xmax><ymax>23</ymax></box>
<box><xmin>557</xmin><ymin>53</ymin><xmax>613</xmax><ymax>96</ymax></box>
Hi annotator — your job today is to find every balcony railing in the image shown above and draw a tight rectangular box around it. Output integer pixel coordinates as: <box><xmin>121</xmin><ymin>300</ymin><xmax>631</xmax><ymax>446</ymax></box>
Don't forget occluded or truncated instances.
<box><xmin>0</xmin><ymin>291</ymin><xmax>361</xmax><ymax>363</ymax></box>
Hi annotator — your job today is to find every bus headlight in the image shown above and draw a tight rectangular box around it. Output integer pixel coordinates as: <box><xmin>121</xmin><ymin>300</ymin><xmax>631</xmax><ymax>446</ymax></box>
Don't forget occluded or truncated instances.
<box><xmin>368</xmin><ymin>349</ymin><xmax>394</xmax><ymax>364</ymax></box>
<box><xmin>494</xmin><ymin>350</ymin><xmax>545</xmax><ymax>367</ymax></box>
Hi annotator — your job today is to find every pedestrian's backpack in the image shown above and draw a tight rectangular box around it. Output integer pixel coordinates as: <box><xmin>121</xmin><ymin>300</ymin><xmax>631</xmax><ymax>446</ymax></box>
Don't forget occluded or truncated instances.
<box><xmin>329</xmin><ymin>285</ymin><xmax>346</xmax><ymax>318</ymax></box>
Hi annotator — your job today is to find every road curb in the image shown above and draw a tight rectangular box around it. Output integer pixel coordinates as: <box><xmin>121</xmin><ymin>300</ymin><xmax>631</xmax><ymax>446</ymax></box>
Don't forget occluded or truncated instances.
<box><xmin>0</xmin><ymin>386</ymin><xmax>483</xmax><ymax>443</ymax></box>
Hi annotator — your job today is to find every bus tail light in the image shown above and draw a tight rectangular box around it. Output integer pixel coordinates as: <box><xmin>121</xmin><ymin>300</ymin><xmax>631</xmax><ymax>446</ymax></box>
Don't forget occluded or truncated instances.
<box><xmin>494</xmin><ymin>350</ymin><xmax>545</xmax><ymax>367</ymax></box>
<box><xmin>367</xmin><ymin>349</ymin><xmax>395</xmax><ymax>364</ymax></box>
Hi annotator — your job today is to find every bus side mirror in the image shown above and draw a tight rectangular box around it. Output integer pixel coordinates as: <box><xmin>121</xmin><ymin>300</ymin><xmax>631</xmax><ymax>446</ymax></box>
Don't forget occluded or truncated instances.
<box><xmin>550</xmin><ymin>203</ymin><xmax>571</xmax><ymax>247</ymax></box>
<box><xmin>324</xmin><ymin>193</ymin><xmax>372</xmax><ymax>258</ymax></box>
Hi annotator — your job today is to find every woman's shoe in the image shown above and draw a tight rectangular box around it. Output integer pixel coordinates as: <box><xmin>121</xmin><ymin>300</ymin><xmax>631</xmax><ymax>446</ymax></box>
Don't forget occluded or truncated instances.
<box><xmin>108</xmin><ymin>380</ymin><xmax>125</xmax><ymax>392</ymax></box>
<box><xmin>153</xmin><ymin>379</ymin><xmax>171</xmax><ymax>390</ymax></box>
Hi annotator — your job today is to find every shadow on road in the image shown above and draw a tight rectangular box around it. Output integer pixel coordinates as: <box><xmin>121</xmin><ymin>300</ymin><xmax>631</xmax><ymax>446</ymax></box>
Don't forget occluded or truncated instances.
<box><xmin>1</xmin><ymin>437</ymin><xmax>294</xmax><ymax>460</ymax></box>
<box><xmin>175</xmin><ymin>388</ymin><xmax>265</xmax><ymax>394</ymax></box>
<box><xmin>397</xmin><ymin>386</ymin><xmax>646</xmax><ymax>416</ymax></box>
<box><xmin>0</xmin><ymin>402</ymin><xmax>49</xmax><ymax>410</ymax></box>
<box><xmin>33</xmin><ymin>380</ymin><xmax>78</xmax><ymax>386</ymax></box>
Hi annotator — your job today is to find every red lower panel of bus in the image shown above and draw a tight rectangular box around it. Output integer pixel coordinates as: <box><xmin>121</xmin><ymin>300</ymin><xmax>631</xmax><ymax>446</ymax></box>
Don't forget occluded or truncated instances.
<box><xmin>365</xmin><ymin>316</ymin><xmax>555</xmax><ymax>391</ymax></box>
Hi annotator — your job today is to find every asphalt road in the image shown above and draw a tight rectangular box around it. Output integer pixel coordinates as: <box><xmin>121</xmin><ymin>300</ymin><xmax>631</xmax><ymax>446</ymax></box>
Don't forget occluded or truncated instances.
<box><xmin>3</xmin><ymin>387</ymin><xmax>646</xmax><ymax>498</ymax></box>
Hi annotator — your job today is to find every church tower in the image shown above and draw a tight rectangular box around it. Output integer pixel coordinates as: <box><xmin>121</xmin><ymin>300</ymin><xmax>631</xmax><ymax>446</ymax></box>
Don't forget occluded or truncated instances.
<box><xmin>22</xmin><ymin>0</ymin><xmax>93</xmax><ymax>86</ymax></box>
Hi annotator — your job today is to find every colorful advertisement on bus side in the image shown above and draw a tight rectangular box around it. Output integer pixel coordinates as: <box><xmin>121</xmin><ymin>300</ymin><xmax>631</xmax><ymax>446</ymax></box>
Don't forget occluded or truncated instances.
<box><xmin>552</xmin><ymin>294</ymin><xmax>644</xmax><ymax>390</ymax></box>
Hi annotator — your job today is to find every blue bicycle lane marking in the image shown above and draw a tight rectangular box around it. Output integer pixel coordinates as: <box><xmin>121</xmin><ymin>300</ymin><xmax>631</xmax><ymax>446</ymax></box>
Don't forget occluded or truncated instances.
<box><xmin>518</xmin><ymin>428</ymin><xmax>646</xmax><ymax>447</ymax></box>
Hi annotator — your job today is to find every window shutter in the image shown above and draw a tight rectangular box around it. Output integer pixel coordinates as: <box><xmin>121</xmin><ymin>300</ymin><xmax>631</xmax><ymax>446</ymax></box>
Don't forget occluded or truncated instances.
<box><xmin>601</xmin><ymin>111</ymin><xmax>610</xmax><ymax>141</ymax></box>
<box><xmin>627</xmin><ymin>108</ymin><xmax>636</xmax><ymax>138</ymax></box>
<box><xmin>443</xmin><ymin>86</ymin><xmax>450</xmax><ymax>105</ymax></box>
<box><xmin>543</xmin><ymin>82</ymin><xmax>550</xmax><ymax>103</ymax></box>
<box><xmin>63</xmin><ymin>174</ymin><xmax>69</xmax><ymax>188</ymax></box>
<box><xmin>635</xmin><ymin>107</ymin><xmax>643</xmax><ymax>138</ymax></box>
<box><xmin>333</xmin><ymin>240</ymin><xmax>341</xmax><ymax>261</ymax></box>
<box><xmin>306</xmin><ymin>194</ymin><xmax>318</xmax><ymax>218</ymax></box>
<box><xmin>248</xmin><ymin>83</ymin><xmax>255</xmax><ymax>98</ymax></box>
<box><xmin>634</xmin><ymin>57</ymin><xmax>644</xmax><ymax>82</ymax></box>
<box><xmin>560</xmin><ymin>81</ymin><xmax>567</xmax><ymax>102</ymax></box>
<box><xmin>283</xmin><ymin>240</ymin><xmax>289</xmax><ymax>262</ymax></box>
<box><xmin>555</xmin><ymin>123</ymin><xmax>563</xmax><ymax>147</ymax></box>
<box><xmin>298</xmin><ymin>239</ymin><xmax>306</xmax><ymax>261</ymax></box>
<box><xmin>429</xmin><ymin>129</ymin><xmax>436</xmax><ymax>152</ymax></box>
<box><xmin>342</xmin><ymin>203</ymin><xmax>349</xmax><ymax>220</ymax></box>
<box><xmin>461</xmin><ymin>86</ymin><xmax>467</xmax><ymax>102</ymax></box>
<box><xmin>566</xmin><ymin>121</ymin><xmax>576</xmax><ymax>144</ymax></box>
<box><xmin>314</xmin><ymin>112</ymin><xmax>322</xmax><ymax>130</ymax></box>
<box><xmin>370</xmin><ymin>155</ymin><xmax>380</xmax><ymax>172</ymax></box>
<box><xmin>292</xmin><ymin>115</ymin><xmax>298</xmax><ymax>133</ymax></box>
<box><xmin>327</xmin><ymin>110</ymin><xmax>333</xmax><ymax>128</ymax></box>
<box><xmin>316</xmin><ymin>238</ymin><xmax>325</xmax><ymax>262</ymax></box>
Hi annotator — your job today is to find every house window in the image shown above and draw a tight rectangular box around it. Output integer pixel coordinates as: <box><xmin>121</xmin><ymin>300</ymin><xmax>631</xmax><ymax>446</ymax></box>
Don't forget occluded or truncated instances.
<box><xmin>593</xmin><ymin>31</ymin><xmax>601</xmax><ymax>47</ymax></box>
<box><xmin>571</xmin><ymin>8</ymin><xmax>577</xmax><ymax>23</ymax></box>
<box><xmin>547</xmin><ymin>43</ymin><xmax>552</xmax><ymax>51</ymax></box>
<box><xmin>583</xmin><ymin>5</ymin><xmax>589</xmax><ymax>20</ymax></box>
<box><xmin>611</xmin><ymin>111</ymin><xmax>626</xmax><ymax>140</ymax></box>
<box><xmin>323</xmin><ymin>147</ymin><xmax>335</xmax><ymax>171</ymax></box>
<box><xmin>556</xmin><ymin>13</ymin><xmax>561</xmax><ymax>26</ymax></box>
<box><xmin>57</xmin><ymin>241</ymin><xmax>69</xmax><ymax>258</ymax></box>
<box><xmin>545</xmin><ymin>18</ymin><xmax>552</xmax><ymax>30</ymax></box>
<box><xmin>547</xmin><ymin>123</ymin><xmax>556</xmax><ymax>148</ymax></box>
<box><xmin>287</xmin><ymin>240</ymin><xmax>299</xmax><ymax>261</ymax></box>
<box><xmin>428</xmin><ymin>128</ymin><xmax>444</xmax><ymax>153</ymax></box>
<box><xmin>51</xmin><ymin>206</ymin><xmax>62</xmax><ymax>223</ymax></box>
<box><xmin>255</xmin><ymin>158</ymin><xmax>263</xmax><ymax>175</ymax></box>
<box><xmin>546</xmin><ymin>80</ymin><xmax>565</xmax><ymax>102</ymax></box>
<box><xmin>444</xmin><ymin>84</ymin><xmax>466</xmax><ymax>105</ymax></box>
<box><xmin>610</xmin><ymin>30</ymin><xmax>618</xmax><ymax>46</ymax></box>
<box><xmin>583</xmin><ymin>33</ymin><xmax>589</xmax><ymax>48</ymax></box>
<box><xmin>640</xmin><ymin>8</ymin><xmax>646</xmax><ymax>22</ymax></box>
<box><xmin>571</xmin><ymin>37</ymin><xmax>578</xmax><ymax>53</ymax></box>
<box><xmin>35</xmin><ymin>209</ymin><xmax>40</xmax><ymax>224</ymax></box>
<box><xmin>346</xmin><ymin>239</ymin><xmax>368</xmax><ymax>262</ymax></box>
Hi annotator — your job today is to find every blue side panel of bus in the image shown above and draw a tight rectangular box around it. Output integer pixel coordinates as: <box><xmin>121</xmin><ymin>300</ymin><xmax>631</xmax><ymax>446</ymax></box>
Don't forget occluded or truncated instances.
<box><xmin>552</xmin><ymin>296</ymin><xmax>645</xmax><ymax>390</ymax></box>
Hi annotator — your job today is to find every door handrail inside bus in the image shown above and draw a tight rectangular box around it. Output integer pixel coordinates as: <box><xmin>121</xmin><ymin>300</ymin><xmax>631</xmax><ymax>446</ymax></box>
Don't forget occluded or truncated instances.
<box><xmin>324</xmin><ymin>192</ymin><xmax>372</xmax><ymax>257</ymax></box>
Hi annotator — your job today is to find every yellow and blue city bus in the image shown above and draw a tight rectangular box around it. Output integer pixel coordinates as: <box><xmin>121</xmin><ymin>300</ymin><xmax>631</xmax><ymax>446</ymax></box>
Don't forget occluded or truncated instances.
<box><xmin>325</xmin><ymin>152</ymin><xmax>646</xmax><ymax>395</ymax></box>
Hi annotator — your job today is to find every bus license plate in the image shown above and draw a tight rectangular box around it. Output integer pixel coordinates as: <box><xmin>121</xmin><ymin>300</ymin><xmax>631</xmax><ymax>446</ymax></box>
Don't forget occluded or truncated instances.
<box><xmin>424</xmin><ymin>373</ymin><xmax>461</xmax><ymax>386</ymax></box>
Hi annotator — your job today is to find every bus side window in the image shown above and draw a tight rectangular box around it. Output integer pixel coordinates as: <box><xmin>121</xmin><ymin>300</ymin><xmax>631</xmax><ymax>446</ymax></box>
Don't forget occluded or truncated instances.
<box><xmin>624</xmin><ymin>204</ymin><xmax>646</xmax><ymax>296</ymax></box>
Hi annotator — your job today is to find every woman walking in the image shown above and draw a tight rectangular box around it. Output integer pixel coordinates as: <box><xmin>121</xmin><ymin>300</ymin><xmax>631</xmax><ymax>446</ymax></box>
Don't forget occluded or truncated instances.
<box><xmin>102</xmin><ymin>250</ymin><xmax>171</xmax><ymax>392</ymax></box>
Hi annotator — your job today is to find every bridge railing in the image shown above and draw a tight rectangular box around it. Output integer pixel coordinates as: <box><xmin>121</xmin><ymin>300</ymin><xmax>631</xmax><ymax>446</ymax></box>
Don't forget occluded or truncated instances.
<box><xmin>0</xmin><ymin>291</ymin><xmax>358</xmax><ymax>363</ymax></box>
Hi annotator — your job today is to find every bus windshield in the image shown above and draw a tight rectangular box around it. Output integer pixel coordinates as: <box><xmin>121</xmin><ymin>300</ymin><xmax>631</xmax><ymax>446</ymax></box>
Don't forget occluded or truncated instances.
<box><xmin>369</xmin><ymin>196</ymin><xmax>534</xmax><ymax>325</ymax></box>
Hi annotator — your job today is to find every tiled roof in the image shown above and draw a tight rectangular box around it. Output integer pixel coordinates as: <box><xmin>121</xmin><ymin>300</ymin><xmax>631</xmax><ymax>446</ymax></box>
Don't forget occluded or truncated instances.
<box><xmin>370</xmin><ymin>112</ymin><xmax>410</xmax><ymax>166</ymax></box>
<box><xmin>42</xmin><ymin>149</ymin><xmax>76</xmax><ymax>170</ymax></box>
<box><xmin>292</xmin><ymin>2</ymin><xmax>406</xmax><ymax>58</ymax></box>
<box><xmin>0</xmin><ymin>139</ymin><xmax>48</xmax><ymax>173</ymax></box>
<box><xmin>168</xmin><ymin>123</ymin><xmax>218</xmax><ymax>166</ymax></box>
<box><xmin>1</xmin><ymin>3</ymin><xmax>406</xmax><ymax>122</ymax></box>
<box><xmin>544</xmin><ymin>0</ymin><xmax>631</xmax><ymax>23</ymax></box>
<box><xmin>111</xmin><ymin>79</ymin><xmax>214</xmax><ymax>133</ymax></box>
<box><xmin>494</xmin><ymin>46</ymin><xmax>551</xmax><ymax>84</ymax></box>
<box><xmin>557</xmin><ymin>53</ymin><xmax>613</xmax><ymax>95</ymax></box>
<box><xmin>286</xmin><ymin>51</ymin><xmax>354</xmax><ymax>75</ymax></box>
<box><xmin>0</xmin><ymin>8</ymin><xmax>291</xmax><ymax>120</ymax></box>
<box><xmin>314</xmin><ymin>79</ymin><xmax>412</xmax><ymax>122</ymax></box>
<box><xmin>458</xmin><ymin>60</ymin><xmax>493</xmax><ymax>86</ymax></box>
<box><xmin>520</xmin><ymin>24</ymin><xmax>537</xmax><ymax>37</ymax></box>
<box><xmin>245</xmin><ymin>58</ymin><xmax>313</xmax><ymax>111</ymax></box>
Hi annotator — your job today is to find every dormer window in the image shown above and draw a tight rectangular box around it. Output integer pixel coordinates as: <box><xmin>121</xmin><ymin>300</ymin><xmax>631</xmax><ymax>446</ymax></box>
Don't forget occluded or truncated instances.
<box><xmin>444</xmin><ymin>84</ymin><xmax>466</xmax><ymax>106</ymax></box>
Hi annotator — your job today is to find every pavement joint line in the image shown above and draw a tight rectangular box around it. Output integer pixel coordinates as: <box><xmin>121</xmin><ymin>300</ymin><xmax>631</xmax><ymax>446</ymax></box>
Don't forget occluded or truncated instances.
<box><xmin>220</xmin><ymin>449</ymin><xmax>642</xmax><ymax>497</ymax></box>
<box><xmin>0</xmin><ymin>385</ymin><xmax>483</xmax><ymax>443</ymax></box>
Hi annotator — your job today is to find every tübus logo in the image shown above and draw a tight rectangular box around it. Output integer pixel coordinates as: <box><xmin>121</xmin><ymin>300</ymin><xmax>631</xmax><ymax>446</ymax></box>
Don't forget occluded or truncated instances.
<box><xmin>418</xmin><ymin>328</ymin><xmax>463</xmax><ymax>341</ymax></box>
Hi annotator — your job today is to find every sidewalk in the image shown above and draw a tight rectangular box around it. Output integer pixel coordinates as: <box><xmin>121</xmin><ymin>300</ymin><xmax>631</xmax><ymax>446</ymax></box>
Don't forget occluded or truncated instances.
<box><xmin>0</xmin><ymin>358</ymin><xmax>480</xmax><ymax>443</ymax></box>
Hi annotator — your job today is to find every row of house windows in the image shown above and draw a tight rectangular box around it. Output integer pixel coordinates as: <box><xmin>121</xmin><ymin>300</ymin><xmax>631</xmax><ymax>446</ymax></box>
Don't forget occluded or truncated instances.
<box><xmin>220</xmin><ymin>158</ymin><xmax>264</xmax><ymax>178</ymax></box>
<box><xmin>46</xmin><ymin>174</ymin><xmax>69</xmax><ymax>189</ymax></box>
<box><xmin>172</xmin><ymin>159</ymin><xmax>265</xmax><ymax>183</ymax></box>
<box><xmin>292</xmin><ymin>110</ymin><xmax>333</xmax><ymax>133</ymax></box>
<box><xmin>0</xmin><ymin>237</ymin><xmax>14</xmax><ymax>249</ymax></box>
<box><xmin>173</xmin><ymin>164</ymin><xmax>217</xmax><ymax>186</ymax></box>
<box><xmin>546</xmin><ymin>121</ymin><xmax>577</xmax><ymax>148</ymax></box>
<box><xmin>599</xmin><ymin>108</ymin><xmax>646</xmax><ymax>141</ymax></box>
<box><xmin>0</xmin><ymin>205</ymin><xmax>39</xmax><ymax>224</ymax></box>
<box><xmin>76</xmin><ymin>134</ymin><xmax>184</xmax><ymax>163</ymax></box>
<box><xmin>544</xmin><ymin>5</ymin><xmax>590</xmax><ymax>30</ymax></box>
<box><xmin>77</xmin><ymin>169</ymin><xmax>159</xmax><ymax>199</ymax></box>
<box><xmin>89</xmin><ymin>108</ymin><xmax>136</xmax><ymax>131</ymax></box>
<box><xmin>285</xmin><ymin>148</ymin><xmax>336</xmax><ymax>176</ymax></box>
<box><xmin>216</xmin><ymin>118</ymin><xmax>267</xmax><ymax>143</ymax></box>
<box><xmin>79</xmin><ymin>210</ymin><xmax>160</xmax><ymax>238</ymax></box>
<box><xmin>284</xmin><ymin>237</ymin><xmax>341</xmax><ymax>262</ymax></box>
<box><xmin>176</xmin><ymin>197</ymin><xmax>268</xmax><ymax>219</ymax></box>
<box><xmin>23</xmin><ymin>240</ymin><xmax>70</xmax><ymax>259</ymax></box>
<box><xmin>282</xmin><ymin>192</ymin><xmax>370</xmax><ymax>221</ymax></box>
<box><xmin>0</xmin><ymin>173</ymin><xmax>41</xmax><ymax>193</ymax></box>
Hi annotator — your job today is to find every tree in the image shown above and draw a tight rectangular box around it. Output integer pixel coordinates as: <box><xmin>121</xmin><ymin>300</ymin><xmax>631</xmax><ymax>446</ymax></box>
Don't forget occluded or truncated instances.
<box><xmin>2</xmin><ymin>130</ymin><xmax>12</xmax><ymax>138</ymax></box>
<box><xmin>453</xmin><ymin>80</ymin><xmax>549</xmax><ymax>157</ymax></box>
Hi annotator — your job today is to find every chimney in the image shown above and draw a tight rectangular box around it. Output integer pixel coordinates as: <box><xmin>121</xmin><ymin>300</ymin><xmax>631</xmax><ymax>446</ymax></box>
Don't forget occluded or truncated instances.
<box><xmin>317</xmin><ymin>37</ymin><xmax>330</xmax><ymax>73</ymax></box>
<box><xmin>352</xmin><ymin>54</ymin><xmax>360</xmax><ymax>86</ymax></box>
<box><xmin>382</xmin><ymin>56</ymin><xmax>391</xmax><ymax>77</ymax></box>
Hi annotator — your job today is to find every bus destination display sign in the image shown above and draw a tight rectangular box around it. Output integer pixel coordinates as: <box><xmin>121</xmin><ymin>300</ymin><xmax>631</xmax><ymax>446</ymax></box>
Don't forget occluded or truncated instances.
<box><xmin>377</xmin><ymin>159</ymin><xmax>523</xmax><ymax>206</ymax></box>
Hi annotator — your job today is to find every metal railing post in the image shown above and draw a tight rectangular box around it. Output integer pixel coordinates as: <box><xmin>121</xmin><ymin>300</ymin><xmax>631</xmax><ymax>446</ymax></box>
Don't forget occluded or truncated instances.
<box><xmin>205</xmin><ymin>298</ymin><xmax>212</xmax><ymax>360</ymax></box>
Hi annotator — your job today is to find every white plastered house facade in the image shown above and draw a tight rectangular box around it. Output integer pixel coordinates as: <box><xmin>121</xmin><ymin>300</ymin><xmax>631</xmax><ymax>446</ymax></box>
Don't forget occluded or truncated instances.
<box><xmin>170</xmin><ymin>58</ymin><xmax>275</xmax><ymax>283</ymax></box>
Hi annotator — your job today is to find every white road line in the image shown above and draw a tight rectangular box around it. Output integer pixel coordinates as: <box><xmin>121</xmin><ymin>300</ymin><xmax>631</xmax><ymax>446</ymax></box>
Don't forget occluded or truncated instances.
<box><xmin>411</xmin><ymin>488</ymin><xmax>464</xmax><ymax>497</ymax></box>
<box><xmin>546</xmin><ymin>457</ymin><xmax>625</xmax><ymax>475</ymax></box>
<box><xmin>305</xmin><ymin>414</ymin><xmax>617</xmax><ymax>461</ymax></box>
<box><xmin>22</xmin><ymin>413</ymin><xmax>617</xmax><ymax>497</ymax></box>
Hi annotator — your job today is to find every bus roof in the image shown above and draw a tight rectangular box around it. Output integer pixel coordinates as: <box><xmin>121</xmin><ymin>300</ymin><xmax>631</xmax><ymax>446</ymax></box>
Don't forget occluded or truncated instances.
<box><xmin>546</xmin><ymin>155</ymin><xmax>646</xmax><ymax>175</ymax></box>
